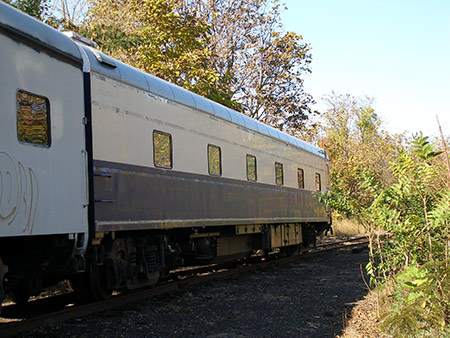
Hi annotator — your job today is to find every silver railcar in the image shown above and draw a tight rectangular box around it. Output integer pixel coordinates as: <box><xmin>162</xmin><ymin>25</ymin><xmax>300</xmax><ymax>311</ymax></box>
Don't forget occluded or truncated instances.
<box><xmin>0</xmin><ymin>2</ymin><xmax>330</xmax><ymax>306</ymax></box>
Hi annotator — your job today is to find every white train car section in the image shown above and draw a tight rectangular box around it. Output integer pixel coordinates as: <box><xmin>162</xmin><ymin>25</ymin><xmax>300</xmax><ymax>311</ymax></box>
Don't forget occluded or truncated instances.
<box><xmin>0</xmin><ymin>4</ymin><xmax>88</xmax><ymax>238</ymax></box>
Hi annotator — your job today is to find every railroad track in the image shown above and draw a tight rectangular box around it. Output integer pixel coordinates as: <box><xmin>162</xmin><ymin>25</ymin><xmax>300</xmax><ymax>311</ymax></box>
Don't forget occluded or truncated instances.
<box><xmin>0</xmin><ymin>235</ymin><xmax>368</xmax><ymax>338</ymax></box>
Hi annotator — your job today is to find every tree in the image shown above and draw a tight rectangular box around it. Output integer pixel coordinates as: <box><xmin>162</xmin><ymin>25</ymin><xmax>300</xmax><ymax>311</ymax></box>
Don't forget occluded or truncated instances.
<box><xmin>233</xmin><ymin>30</ymin><xmax>314</xmax><ymax>133</ymax></box>
<box><xmin>183</xmin><ymin>0</ymin><xmax>314</xmax><ymax>134</ymax></box>
<box><xmin>49</xmin><ymin>0</ymin><xmax>89</xmax><ymax>25</ymax></box>
<box><xmin>319</xmin><ymin>92</ymin><xmax>402</xmax><ymax>220</ymax></box>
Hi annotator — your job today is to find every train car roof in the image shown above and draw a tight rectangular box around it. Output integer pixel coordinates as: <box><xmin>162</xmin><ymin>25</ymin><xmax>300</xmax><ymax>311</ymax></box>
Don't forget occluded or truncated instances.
<box><xmin>82</xmin><ymin>46</ymin><xmax>327</xmax><ymax>159</ymax></box>
<box><xmin>0</xmin><ymin>2</ymin><xmax>82</xmax><ymax>64</ymax></box>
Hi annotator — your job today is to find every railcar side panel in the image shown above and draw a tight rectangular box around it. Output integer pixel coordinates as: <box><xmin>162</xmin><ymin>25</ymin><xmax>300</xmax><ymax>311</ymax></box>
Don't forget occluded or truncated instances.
<box><xmin>89</xmin><ymin>74</ymin><xmax>329</xmax><ymax>231</ymax></box>
<box><xmin>0</xmin><ymin>28</ymin><xmax>88</xmax><ymax>237</ymax></box>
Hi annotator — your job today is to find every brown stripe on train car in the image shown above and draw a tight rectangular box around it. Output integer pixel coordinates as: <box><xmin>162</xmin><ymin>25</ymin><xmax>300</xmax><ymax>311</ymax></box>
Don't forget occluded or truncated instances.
<box><xmin>93</xmin><ymin>160</ymin><xmax>329</xmax><ymax>231</ymax></box>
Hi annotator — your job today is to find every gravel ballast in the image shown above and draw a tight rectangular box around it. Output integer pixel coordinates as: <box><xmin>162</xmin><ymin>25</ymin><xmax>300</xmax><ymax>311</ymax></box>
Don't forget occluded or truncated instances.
<box><xmin>28</xmin><ymin>247</ymin><xmax>369</xmax><ymax>338</ymax></box>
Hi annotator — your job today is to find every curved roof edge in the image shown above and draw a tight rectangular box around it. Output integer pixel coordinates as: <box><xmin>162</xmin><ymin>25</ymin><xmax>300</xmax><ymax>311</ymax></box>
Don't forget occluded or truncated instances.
<box><xmin>0</xmin><ymin>2</ymin><xmax>82</xmax><ymax>62</ymax></box>
<box><xmin>82</xmin><ymin>46</ymin><xmax>327</xmax><ymax>160</ymax></box>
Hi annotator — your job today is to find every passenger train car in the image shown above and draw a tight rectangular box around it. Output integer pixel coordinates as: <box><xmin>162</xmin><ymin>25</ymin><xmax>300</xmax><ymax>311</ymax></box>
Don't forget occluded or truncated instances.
<box><xmin>0</xmin><ymin>2</ymin><xmax>330</xmax><ymax>307</ymax></box>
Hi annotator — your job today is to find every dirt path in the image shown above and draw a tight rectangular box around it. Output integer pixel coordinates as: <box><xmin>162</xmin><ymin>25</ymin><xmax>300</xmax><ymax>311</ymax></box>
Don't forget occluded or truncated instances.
<box><xmin>29</xmin><ymin>247</ymin><xmax>369</xmax><ymax>338</ymax></box>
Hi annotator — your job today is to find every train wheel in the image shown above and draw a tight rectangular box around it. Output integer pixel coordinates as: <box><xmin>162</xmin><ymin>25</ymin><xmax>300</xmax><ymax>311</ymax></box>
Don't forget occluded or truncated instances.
<box><xmin>283</xmin><ymin>245</ymin><xmax>299</xmax><ymax>257</ymax></box>
<box><xmin>11</xmin><ymin>291</ymin><xmax>30</xmax><ymax>305</ymax></box>
<box><xmin>0</xmin><ymin>257</ymin><xmax>7</xmax><ymax>312</ymax></box>
<box><xmin>70</xmin><ymin>272</ymin><xmax>89</xmax><ymax>301</ymax></box>
<box><xmin>86</xmin><ymin>262</ymin><xmax>112</xmax><ymax>301</ymax></box>
<box><xmin>71</xmin><ymin>263</ymin><xmax>111</xmax><ymax>301</ymax></box>
<box><xmin>10</xmin><ymin>283</ymin><xmax>30</xmax><ymax>305</ymax></box>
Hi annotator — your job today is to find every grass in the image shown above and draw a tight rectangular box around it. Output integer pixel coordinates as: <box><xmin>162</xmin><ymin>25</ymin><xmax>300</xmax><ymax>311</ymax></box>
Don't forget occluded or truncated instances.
<box><xmin>331</xmin><ymin>217</ymin><xmax>366</xmax><ymax>236</ymax></box>
<box><xmin>339</xmin><ymin>289</ymin><xmax>389</xmax><ymax>338</ymax></box>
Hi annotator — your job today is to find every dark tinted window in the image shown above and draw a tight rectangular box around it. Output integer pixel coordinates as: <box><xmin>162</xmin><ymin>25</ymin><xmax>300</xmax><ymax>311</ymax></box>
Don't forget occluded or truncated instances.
<box><xmin>17</xmin><ymin>90</ymin><xmax>50</xmax><ymax>147</ymax></box>
<box><xmin>153</xmin><ymin>130</ymin><xmax>172</xmax><ymax>168</ymax></box>
<box><xmin>297</xmin><ymin>168</ymin><xmax>304</xmax><ymax>188</ymax></box>
<box><xmin>246</xmin><ymin>154</ymin><xmax>257</xmax><ymax>181</ymax></box>
<box><xmin>208</xmin><ymin>144</ymin><xmax>221</xmax><ymax>176</ymax></box>
<box><xmin>275</xmin><ymin>162</ymin><xmax>283</xmax><ymax>185</ymax></box>
<box><xmin>315</xmin><ymin>173</ymin><xmax>321</xmax><ymax>191</ymax></box>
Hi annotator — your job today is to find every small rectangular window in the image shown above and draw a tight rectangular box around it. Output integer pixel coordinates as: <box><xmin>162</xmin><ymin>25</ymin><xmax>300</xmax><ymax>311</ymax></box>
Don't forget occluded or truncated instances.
<box><xmin>297</xmin><ymin>168</ymin><xmax>304</xmax><ymax>189</ymax></box>
<box><xmin>326</xmin><ymin>164</ymin><xmax>330</xmax><ymax>188</ymax></box>
<box><xmin>16</xmin><ymin>90</ymin><xmax>51</xmax><ymax>147</ymax></box>
<box><xmin>275</xmin><ymin>162</ymin><xmax>283</xmax><ymax>185</ymax></box>
<box><xmin>153</xmin><ymin>130</ymin><xmax>172</xmax><ymax>168</ymax></box>
<box><xmin>246</xmin><ymin>154</ymin><xmax>257</xmax><ymax>181</ymax></box>
<box><xmin>315</xmin><ymin>173</ymin><xmax>321</xmax><ymax>191</ymax></box>
<box><xmin>208</xmin><ymin>144</ymin><xmax>221</xmax><ymax>176</ymax></box>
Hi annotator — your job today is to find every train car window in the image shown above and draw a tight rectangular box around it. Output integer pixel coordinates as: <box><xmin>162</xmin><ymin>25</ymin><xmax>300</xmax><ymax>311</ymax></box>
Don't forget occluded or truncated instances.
<box><xmin>153</xmin><ymin>130</ymin><xmax>172</xmax><ymax>168</ymax></box>
<box><xmin>208</xmin><ymin>144</ymin><xmax>221</xmax><ymax>176</ymax></box>
<box><xmin>16</xmin><ymin>90</ymin><xmax>51</xmax><ymax>147</ymax></box>
<box><xmin>315</xmin><ymin>173</ymin><xmax>321</xmax><ymax>191</ymax></box>
<box><xmin>246</xmin><ymin>154</ymin><xmax>257</xmax><ymax>181</ymax></box>
<box><xmin>297</xmin><ymin>168</ymin><xmax>304</xmax><ymax>189</ymax></box>
<box><xmin>326</xmin><ymin>164</ymin><xmax>330</xmax><ymax>188</ymax></box>
<box><xmin>275</xmin><ymin>162</ymin><xmax>283</xmax><ymax>185</ymax></box>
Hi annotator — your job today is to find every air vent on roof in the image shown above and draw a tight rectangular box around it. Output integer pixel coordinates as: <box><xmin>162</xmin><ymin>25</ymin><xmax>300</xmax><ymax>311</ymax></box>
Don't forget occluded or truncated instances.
<box><xmin>62</xmin><ymin>31</ymin><xmax>97</xmax><ymax>48</ymax></box>
<box><xmin>90</xmin><ymin>49</ymin><xmax>117</xmax><ymax>68</ymax></box>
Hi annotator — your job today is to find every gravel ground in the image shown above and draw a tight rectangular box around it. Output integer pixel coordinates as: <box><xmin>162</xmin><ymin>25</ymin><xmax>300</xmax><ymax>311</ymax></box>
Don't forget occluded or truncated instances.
<box><xmin>27</xmin><ymin>247</ymin><xmax>369</xmax><ymax>338</ymax></box>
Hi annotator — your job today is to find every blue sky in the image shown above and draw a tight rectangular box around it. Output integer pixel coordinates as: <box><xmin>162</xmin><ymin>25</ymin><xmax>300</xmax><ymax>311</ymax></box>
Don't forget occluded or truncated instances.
<box><xmin>281</xmin><ymin>0</ymin><xmax>450</xmax><ymax>136</ymax></box>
